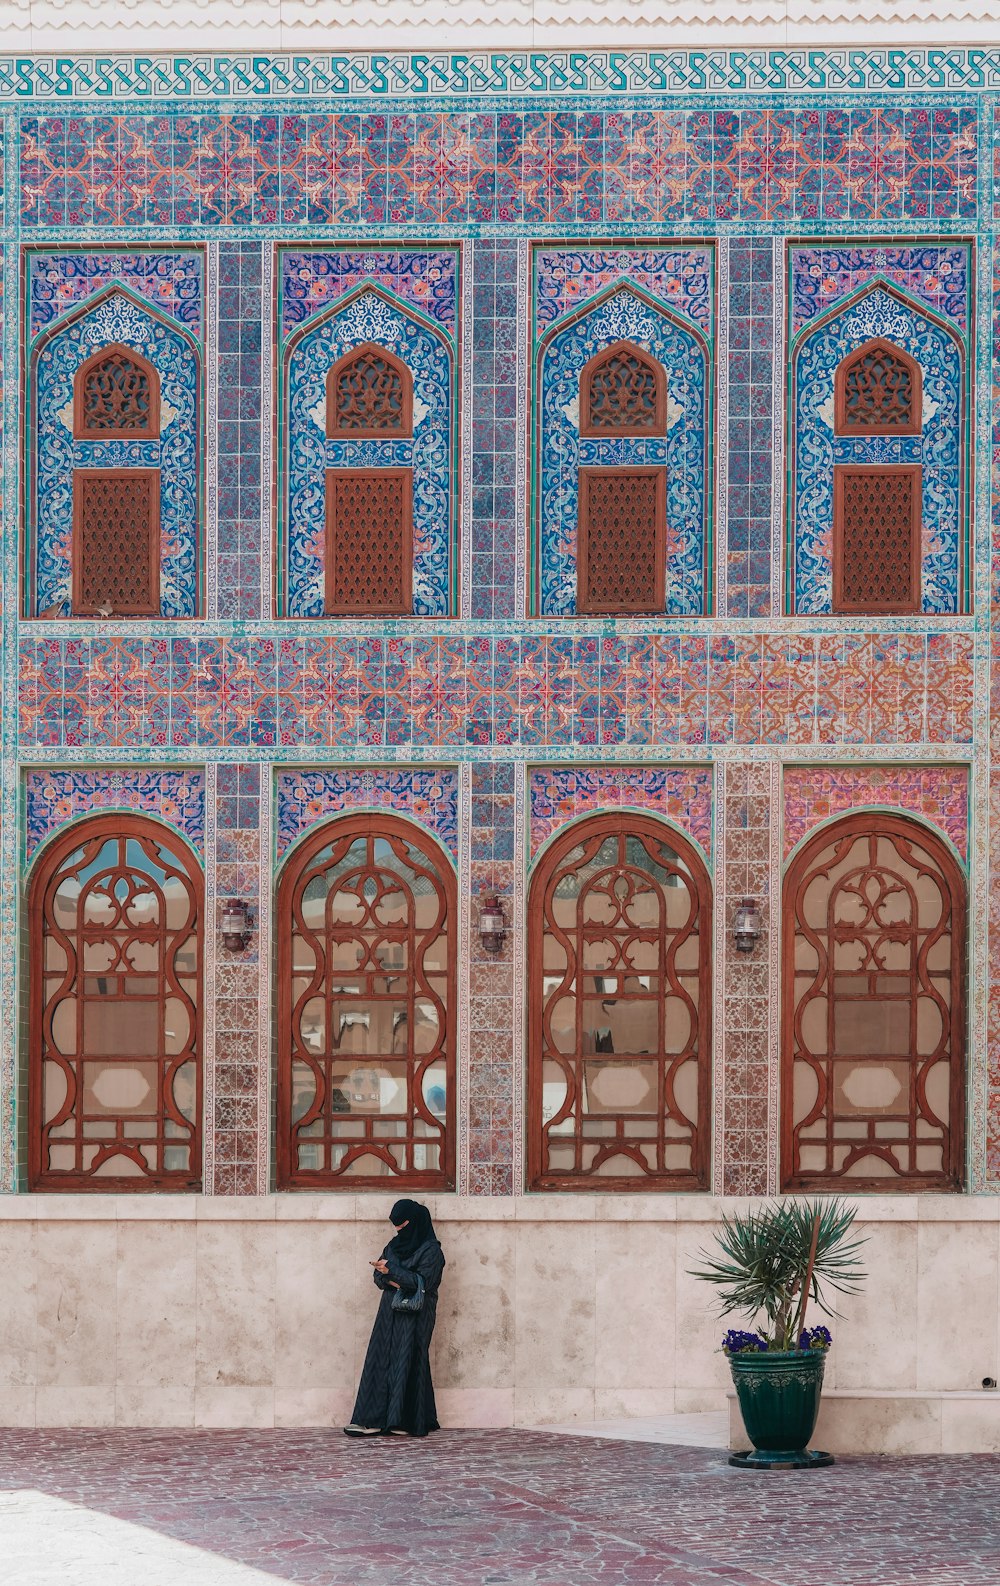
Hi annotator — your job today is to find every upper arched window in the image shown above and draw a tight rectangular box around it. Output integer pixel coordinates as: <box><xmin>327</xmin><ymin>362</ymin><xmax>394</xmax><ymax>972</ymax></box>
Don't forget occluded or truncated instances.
<box><xmin>832</xmin><ymin>338</ymin><xmax>924</xmax><ymax>615</ymax></box>
<box><xmin>327</xmin><ymin>342</ymin><xmax>412</xmax><ymax>438</ymax></box>
<box><xmin>835</xmin><ymin>339</ymin><xmax>921</xmax><ymax>436</ymax></box>
<box><xmin>74</xmin><ymin>343</ymin><xmax>160</xmax><ymax>440</ymax></box>
<box><xmin>277</xmin><ymin>815</ymin><xmax>455</xmax><ymax>1190</ymax></box>
<box><xmin>782</xmin><ymin>811</ymin><xmax>965</xmax><ymax>1192</ymax></box>
<box><xmin>528</xmin><ymin>813</ymin><xmax>711</xmax><ymax>1191</ymax></box>
<box><xmin>576</xmin><ymin>341</ymin><xmax>668</xmax><ymax>614</ymax></box>
<box><xmin>28</xmin><ymin>815</ymin><xmax>202</xmax><ymax>1191</ymax></box>
<box><xmin>324</xmin><ymin>342</ymin><xmax>414</xmax><ymax>615</ymax></box>
<box><xmin>580</xmin><ymin>341</ymin><xmax>667</xmax><ymax>437</ymax></box>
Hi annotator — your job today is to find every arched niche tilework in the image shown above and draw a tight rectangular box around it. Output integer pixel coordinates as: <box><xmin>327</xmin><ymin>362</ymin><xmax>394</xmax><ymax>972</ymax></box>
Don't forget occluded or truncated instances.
<box><xmin>279</xmin><ymin>284</ymin><xmax>456</xmax><ymax>618</ymax></box>
<box><xmin>533</xmin><ymin>284</ymin><xmax>711</xmax><ymax>617</ymax></box>
<box><xmin>28</xmin><ymin>284</ymin><xmax>202</xmax><ymax>619</ymax></box>
<box><xmin>789</xmin><ymin>279</ymin><xmax>968</xmax><ymax>616</ymax></box>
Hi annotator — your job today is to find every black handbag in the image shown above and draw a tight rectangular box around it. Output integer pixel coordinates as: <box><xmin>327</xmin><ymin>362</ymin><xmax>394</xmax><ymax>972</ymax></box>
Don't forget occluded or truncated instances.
<box><xmin>391</xmin><ymin>1272</ymin><xmax>425</xmax><ymax>1314</ymax></box>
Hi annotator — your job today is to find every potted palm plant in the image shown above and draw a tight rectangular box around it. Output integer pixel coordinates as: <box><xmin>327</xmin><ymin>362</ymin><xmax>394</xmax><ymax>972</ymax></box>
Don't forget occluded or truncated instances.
<box><xmin>691</xmin><ymin>1198</ymin><xmax>867</xmax><ymax>1469</ymax></box>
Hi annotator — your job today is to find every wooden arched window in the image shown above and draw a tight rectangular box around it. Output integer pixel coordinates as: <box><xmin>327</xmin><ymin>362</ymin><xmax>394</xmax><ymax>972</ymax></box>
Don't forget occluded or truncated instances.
<box><xmin>74</xmin><ymin>342</ymin><xmax>160</xmax><ymax>439</ymax></box>
<box><xmin>782</xmin><ymin>812</ymin><xmax>965</xmax><ymax>1192</ymax></box>
<box><xmin>325</xmin><ymin>343</ymin><xmax>413</xmax><ymax>616</ymax></box>
<box><xmin>71</xmin><ymin>344</ymin><xmax>161</xmax><ymax>617</ymax></box>
<box><xmin>28</xmin><ymin>815</ymin><xmax>202</xmax><ymax>1191</ymax></box>
<box><xmin>835</xmin><ymin>339</ymin><xmax>921</xmax><ymax>436</ymax></box>
<box><xmin>528</xmin><ymin>813</ymin><xmax>711</xmax><ymax>1191</ymax></box>
<box><xmin>580</xmin><ymin>341</ymin><xmax>667</xmax><ymax>438</ymax></box>
<box><xmin>577</xmin><ymin>341</ymin><xmax>667</xmax><ymax>615</ymax></box>
<box><xmin>327</xmin><ymin>342</ymin><xmax>412</xmax><ymax>439</ymax></box>
<box><xmin>277</xmin><ymin>814</ymin><xmax>455</xmax><ymax>1190</ymax></box>
<box><xmin>832</xmin><ymin>338</ymin><xmax>922</xmax><ymax>615</ymax></box>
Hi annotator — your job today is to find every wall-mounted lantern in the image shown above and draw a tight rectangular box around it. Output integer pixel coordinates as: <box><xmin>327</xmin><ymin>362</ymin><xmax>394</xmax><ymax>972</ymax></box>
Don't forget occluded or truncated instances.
<box><xmin>733</xmin><ymin>897</ymin><xmax>762</xmax><ymax>955</ymax></box>
<box><xmin>221</xmin><ymin>897</ymin><xmax>254</xmax><ymax>952</ymax></box>
<box><xmin>478</xmin><ymin>894</ymin><xmax>507</xmax><ymax>956</ymax></box>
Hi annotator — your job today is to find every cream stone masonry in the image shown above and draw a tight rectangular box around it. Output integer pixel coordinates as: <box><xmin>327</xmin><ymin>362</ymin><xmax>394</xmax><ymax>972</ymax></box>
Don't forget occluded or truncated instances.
<box><xmin>2</xmin><ymin>0</ymin><xmax>1000</xmax><ymax>48</ymax></box>
<box><xmin>0</xmin><ymin>1196</ymin><xmax>996</xmax><ymax>1435</ymax></box>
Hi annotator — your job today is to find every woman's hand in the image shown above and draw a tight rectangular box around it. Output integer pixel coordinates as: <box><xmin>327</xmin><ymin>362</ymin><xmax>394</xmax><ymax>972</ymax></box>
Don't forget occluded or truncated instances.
<box><xmin>370</xmin><ymin>1258</ymin><xmax>390</xmax><ymax>1275</ymax></box>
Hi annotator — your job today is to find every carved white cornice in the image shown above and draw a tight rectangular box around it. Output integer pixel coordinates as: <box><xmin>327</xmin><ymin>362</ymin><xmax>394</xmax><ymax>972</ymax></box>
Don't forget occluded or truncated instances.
<box><xmin>3</xmin><ymin>0</ymin><xmax>1000</xmax><ymax>51</ymax></box>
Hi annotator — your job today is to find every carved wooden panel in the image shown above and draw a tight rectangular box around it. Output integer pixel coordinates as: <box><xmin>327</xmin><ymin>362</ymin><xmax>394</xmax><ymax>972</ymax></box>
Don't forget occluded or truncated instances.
<box><xmin>782</xmin><ymin>812</ymin><xmax>964</xmax><ymax>1192</ymax></box>
<box><xmin>327</xmin><ymin>342</ymin><xmax>412</xmax><ymax>438</ymax></box>
<box><xmin>28</xmin><ymin>815</ymin><xmax>202</xmax><ymax>1191</ymax></box>
<box><xmin>277</xmin><ymin>814</ymin><xmax>456</xmax><ymax>1190</ymax></box>
<box><xmin>578</xmin><ymin>467</ymin><xmax>666</xmax><ymax>614</ymax></box>
<box><xmin>74</xmin><ymin>342</ymin><xmax>160</xmax><ymax>439</ymax></box>
<box><xmin>72</xmin><ymin>469</ymin><xmax>161</xmax><ymax>617</ymax></box>
<box><xmin>833</xmin><ymin>464</ymin><xmax>921</xmax><ymax>614</ymax></box>
<box><xmin>580</xmin><ymin>340</ymin><xmax>667</xmax><ymax>437</ymax></box>
<box><xmin>325</xmin><ymin>468</ymin><xmax>412</xmax><ymax>615</ymax></box>
<box><xmin>834</xmin><ymin>338</ymin><xmax>921</xmax><ymax>436</ymax></box>
<box><xmin>527</xmin><ymin>813</ymin><xmax>711</xmax><ymax>1192</ymax></box>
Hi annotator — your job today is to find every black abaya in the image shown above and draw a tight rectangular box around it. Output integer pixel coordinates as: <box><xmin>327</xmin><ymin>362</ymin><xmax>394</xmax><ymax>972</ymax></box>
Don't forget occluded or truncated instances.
<box><xmin>350</xmin><ymin>1236</ymin><xmax>445</xmax><ymax>1437</ymax></box>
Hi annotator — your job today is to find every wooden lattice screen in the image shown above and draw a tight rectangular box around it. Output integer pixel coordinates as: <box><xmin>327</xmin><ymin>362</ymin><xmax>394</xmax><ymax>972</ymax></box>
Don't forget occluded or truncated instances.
<box><xmin>578</xmin><ymin>467</ymin><xmax>666</xmax><ymax>614</ymax></box>
<box><xmin>580</xmin><ymin>340</ymin><xmax>667</xmax><ymax>437</ymax></box>
<box><xmin>74</xmin><ymin>343</ymin><xmax>160</xmax><ymax>439</ymax></box>
<box><xmin>277</xmin><ymin>814</ymin><xmax>456</xmax><ymax>1190</ymax></box>
<box><xmin>325</xmin><ymin>468</ymin><xmax>412</xmax><ymax>616</ymax></box>
<box><xmin>833</xmin><ymin>464</ymin><xmax>921</xmax><ymax>614</ymax></box>
<box><xmin>835</xmin><ymin>338</ymin><xmax>921</xmax><ymax>436</ymax></box>
<box><xmin>72</xmin><ymin>469</ymin><xmax>161</xmax><ymax>617</ymax></box>
<box><xmin>28</xmin><ymin>815</ymin><xmax>202</xmax><ymax>1191</ymax></box>
<box><xmin>327</xmin><ymin>343</ymin><xmax>412</xmax><ymax>438</ymax></box>
<box><xmin>527</xmin><ymin>812</ymin><xmax>711</xmax><ymax>1191</ymax></box>
<box><xmin>782</xmin><ymin>812</ymin><xmax>965</xmax><ymax>1192</ymax></box>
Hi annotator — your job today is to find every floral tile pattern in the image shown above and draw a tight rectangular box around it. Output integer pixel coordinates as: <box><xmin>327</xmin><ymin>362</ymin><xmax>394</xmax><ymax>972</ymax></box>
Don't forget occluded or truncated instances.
<box><xmin>528</xmin><ymin>765</ymin><xmax>713</xmax><ymax>859</ymax></box>
<box><xmin>783</xmin><ymin>764</ymin><xmax>970</xmax><ymax>860</ymax></box>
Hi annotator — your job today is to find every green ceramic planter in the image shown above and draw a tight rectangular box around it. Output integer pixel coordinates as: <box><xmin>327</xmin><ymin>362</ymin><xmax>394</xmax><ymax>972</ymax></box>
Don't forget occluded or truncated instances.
<box><xmin>728</xmin><ymin>1348</ymin><xmax>833</xmax><ymax>1469</ymax></box>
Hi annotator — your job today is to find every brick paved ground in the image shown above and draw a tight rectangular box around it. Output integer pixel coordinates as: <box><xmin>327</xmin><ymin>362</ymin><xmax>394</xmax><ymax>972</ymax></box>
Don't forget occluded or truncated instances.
<box><xmin>1</xmin><ymin>1428</ymin><xmax>998</xmax><ymax>1586</ymax></box>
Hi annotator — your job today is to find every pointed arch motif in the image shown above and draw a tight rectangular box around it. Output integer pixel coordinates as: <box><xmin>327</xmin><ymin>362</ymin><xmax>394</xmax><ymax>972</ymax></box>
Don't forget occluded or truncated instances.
<box><xmin>28</xmin><ymin>814</ymin><xmax>203</xmax><ymax>1191</ymax></box>
<box><xmin>834</xmin><ymin>337</ymin><xmax>921</xmax><ymax>436</ymax></box>
<box><xmin>527</xmin><ymin>811</ymin><xmax>712</xmax><ymax>1191</ymax></box>
<box><xmin>276</xmin><ymin>813</ymin><xmax>456</xmax><ymax>1190</ymax></box>
<box><xmin>279</xmin><ymin>263</ymin><xmax>458</xmax><ymax>619</ymax></box>
<box><xmin>28</xmin><ymin>273</ymin><xmax>203</xmax><ymax>619</ymax></box>
<box><xmin>74</xmin><ymin>341</ymin><xmax>161</xmax><ymax>440</ymax></box>
<box><xmin>327</xmin><ymin>340</ymin><xmax>413</xmax><ymax>438</ymax></box>
<box><xmin>781</xmin><ymin>810</ymin><xmax>965</xmax><ymax>1192</ymax></box>
<box><xmin>788</xmin><ymin>272</ymin><xmax>968</xmax><ymax>617</ymax></box>
<box><xmin>579</xmin><ymin>339</ymin><xmax>667</xmax><ymax>438</ymax></box>
<box><xmin>533</xmin><ymin>276</ymin><xmax>710</xmax><ymax>618</ymax></box>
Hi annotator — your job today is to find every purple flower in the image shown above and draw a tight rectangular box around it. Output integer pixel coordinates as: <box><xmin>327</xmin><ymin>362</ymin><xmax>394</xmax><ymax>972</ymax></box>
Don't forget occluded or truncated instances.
<box><xmin>798</xmin><ymin>1325</ymin><xmax>832</xmax><ymax>1350</ymax></box>
<box><xmin>722</xmin><ymin>1328</ymin><xmax>768</xmax><ymax>1355</ymax></box>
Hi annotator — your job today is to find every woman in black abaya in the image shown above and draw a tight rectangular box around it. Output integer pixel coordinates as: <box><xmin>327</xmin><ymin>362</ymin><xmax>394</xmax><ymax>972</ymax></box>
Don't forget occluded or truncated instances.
<box><xmin>344</xmin><ymin>1199</ymin><xmax>445</xmax><ymax>1438</ymax></box>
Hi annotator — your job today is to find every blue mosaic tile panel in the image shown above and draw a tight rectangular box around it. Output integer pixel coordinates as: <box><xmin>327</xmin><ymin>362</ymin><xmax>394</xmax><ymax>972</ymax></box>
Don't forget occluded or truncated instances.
<box><xmin>18</xmin><ymin>108</ymin><xmax>978</xmax><ymax>228</ymax></box>
<box><xmin>726</xmin><ymin>239</ymin><xmax>774</xmax><ymax>619</ymax></box>
<box><xmin>24</xmin><ymin>767</ymin><xmax>206</xmax><ymax>859</ymax></box>
<box><xmin>218</xmin><ymin>243</ymin><xmax>263</xmax><ymax>622</ymax></box>
<box><xmin>471</xmin><ymin>239</ymin><xmax>518</xmax><ymax>621</ymax></box>
<box><xmin>275</xmin><ymin>766</ymin><xmax>459</xmax><ymax>858</ymax></box>
<box><xmin>789</xmin><ymin>259</ymin><xmax>970</xmax><ymax>616</ymax></box>
<box><xmin>277</xmin><ymin>247</ymin><xmax>459</xmax><ymax>618</ymax></box>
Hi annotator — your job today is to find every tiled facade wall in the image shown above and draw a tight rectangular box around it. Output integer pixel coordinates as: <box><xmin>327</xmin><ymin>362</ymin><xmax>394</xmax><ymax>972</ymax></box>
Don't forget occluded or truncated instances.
<box><xmin>1</xmin><ymin>50</ymin><xmax>995</xmax><ymax>1199</ymax></box>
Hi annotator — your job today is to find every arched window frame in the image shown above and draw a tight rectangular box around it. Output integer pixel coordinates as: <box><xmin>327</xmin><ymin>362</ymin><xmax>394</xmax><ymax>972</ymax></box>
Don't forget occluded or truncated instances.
<box><xmin>527</xmin><ymin>810</ymin><xmax>712</xmax><ymax>1193</ymax></box>
<box><xmin>834</xmin><ymin>338</ymin><xmax>922</xmax><ymax>437</ymax></box>
<box><xmin>73</xmin><ymin>341</ymin><xmax>161</xmax><ymax>441</ymax></box>
<box><xmin>579</xmin><ymin>339</ymin><xmax>668</xmax><ymax>439</ymax></box>
<box><xmin>326</xmin><ymin>341</ymin><xmax>413</xmax><ymax>440</ymax></box>
<box><xmin>276</xmin><ymin>812</ymin><xmax>457</xmax><ymax>1191</ymax></box>
<box><xmin>780</xmin><ymin>809</ymin><xmax>966</xmax><ymax>1194</ymax></box>
<box><xmin>27</xmin><ymin>813</ymin><xmax>204</xmax><ymax>1192</ymax></box>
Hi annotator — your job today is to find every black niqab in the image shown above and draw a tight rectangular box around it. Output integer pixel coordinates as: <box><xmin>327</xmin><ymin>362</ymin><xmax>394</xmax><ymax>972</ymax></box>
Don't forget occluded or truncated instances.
<box><xmin>387</xmin><ymin>1199</ymin><xmax>438</xmax><ymax>1260</ymax></box>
